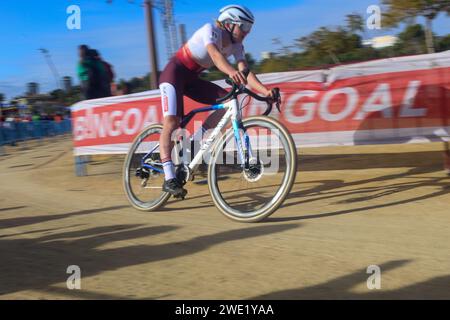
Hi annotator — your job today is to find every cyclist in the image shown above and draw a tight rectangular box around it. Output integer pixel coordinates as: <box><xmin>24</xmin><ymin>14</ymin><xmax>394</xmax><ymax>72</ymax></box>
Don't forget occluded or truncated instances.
<box><xmin>159</xmin><ymin>4</ymin><xmax>276</xmax><ymax>198</ymax></box>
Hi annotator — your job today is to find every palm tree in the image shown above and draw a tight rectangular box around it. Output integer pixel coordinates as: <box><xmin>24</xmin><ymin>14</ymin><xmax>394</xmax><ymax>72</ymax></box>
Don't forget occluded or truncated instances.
<box><xmin>382</xmin><ymin>0</ymin><xmax>450</xmax><ymax>54</ymax></box>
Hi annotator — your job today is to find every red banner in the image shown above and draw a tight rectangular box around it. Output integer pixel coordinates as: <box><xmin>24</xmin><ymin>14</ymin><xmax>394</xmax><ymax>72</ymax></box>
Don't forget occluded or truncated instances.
<box><xmin>71</xmin><ymin>52</ymin><xmax>450</xmax><ymax>155</ymax></box>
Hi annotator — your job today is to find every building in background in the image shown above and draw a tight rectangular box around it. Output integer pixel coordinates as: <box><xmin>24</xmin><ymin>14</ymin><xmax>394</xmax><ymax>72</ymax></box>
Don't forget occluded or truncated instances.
<box><xmin>261</xmin><ymin>52</ymin><xmax>274</xmax><ymax>60</ymax></box>
<box><xmin>62</xmin><ymin>76</ymin><xmax>72</xmax><ymax>93</ymax></box>
<box><xmin>26</xmin><ymin>82</ymin><xmax>39</xmax><ymax>96</ymax></box>
<box><xmin>363</xmin><ymin>35</ymin><xmax>399</xmax><ymax>49</ymax></box>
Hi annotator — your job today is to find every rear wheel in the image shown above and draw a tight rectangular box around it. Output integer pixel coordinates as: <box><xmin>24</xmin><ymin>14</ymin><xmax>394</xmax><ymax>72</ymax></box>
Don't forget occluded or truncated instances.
<box><xmin>123</xmin><ymin>124</ymin><xmax>171</xmax><ymax>211</ymax></box>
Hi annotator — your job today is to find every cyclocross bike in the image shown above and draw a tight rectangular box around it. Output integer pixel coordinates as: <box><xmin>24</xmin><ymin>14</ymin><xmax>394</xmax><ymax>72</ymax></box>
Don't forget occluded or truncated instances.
<box><xmin>123</xmin><ymin>79</ymin><xmax>297</xmax><ymax>222</ymax></box>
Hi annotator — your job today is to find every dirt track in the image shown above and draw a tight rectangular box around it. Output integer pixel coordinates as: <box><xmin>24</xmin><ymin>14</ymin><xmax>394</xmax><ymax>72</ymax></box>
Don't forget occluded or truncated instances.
<box><xmin>0</xmin><ymin>136</ymin><xmax>449</xmax><ymax>299</ymax></box>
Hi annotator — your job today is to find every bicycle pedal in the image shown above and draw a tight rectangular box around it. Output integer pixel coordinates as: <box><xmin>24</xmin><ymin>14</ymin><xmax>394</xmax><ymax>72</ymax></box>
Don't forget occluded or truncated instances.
<box><xmin>173</xmin><ymin>190</ymin><xmax>188</xmax><ymax>200</ymax></box>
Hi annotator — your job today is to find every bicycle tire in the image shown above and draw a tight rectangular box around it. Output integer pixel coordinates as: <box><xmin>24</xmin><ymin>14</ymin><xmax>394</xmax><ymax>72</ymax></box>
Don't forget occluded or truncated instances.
<box><xmin>207</xmin><ymin>116</ymin><xmax>297</xmax><ymax>222</ymax></box>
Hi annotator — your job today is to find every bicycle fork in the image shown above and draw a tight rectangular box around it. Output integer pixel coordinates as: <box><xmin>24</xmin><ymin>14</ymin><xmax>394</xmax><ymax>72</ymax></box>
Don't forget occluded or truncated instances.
<box><xmin>231</xmin><ymin>117</ymin><xmax>255</xmax><ymax>169</ymax></box>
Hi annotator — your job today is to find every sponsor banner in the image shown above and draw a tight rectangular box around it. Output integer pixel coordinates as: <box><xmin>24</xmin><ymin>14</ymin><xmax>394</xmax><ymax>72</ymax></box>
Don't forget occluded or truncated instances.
<box><xmin>71</xmin><ymin>52</ymin><xmax>450</xmax><ymax>156</ymax></box>
<box><xmin>73</xmin><ymin>126</ymin><xmax>450</xmax><ymax>156</ymax></box>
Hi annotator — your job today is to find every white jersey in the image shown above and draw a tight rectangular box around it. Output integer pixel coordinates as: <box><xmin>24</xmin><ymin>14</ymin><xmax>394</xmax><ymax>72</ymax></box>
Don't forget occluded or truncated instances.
<box><xmin>185</xmin><ymin>23</ymin><xmax>246</xmax><ymax>69</ymax></box>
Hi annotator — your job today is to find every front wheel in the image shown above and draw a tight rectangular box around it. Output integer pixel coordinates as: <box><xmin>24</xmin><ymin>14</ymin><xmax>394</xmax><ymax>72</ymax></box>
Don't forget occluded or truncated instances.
<box><xmin>207</xmin><ymin>116</ymin><xmax>297</xmax><ymax>222</ymax></box>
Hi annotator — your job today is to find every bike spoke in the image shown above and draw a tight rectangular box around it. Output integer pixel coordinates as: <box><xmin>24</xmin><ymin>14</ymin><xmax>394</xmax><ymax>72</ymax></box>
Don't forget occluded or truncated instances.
<box><xmin>123</xmin><ymin>125</ymin><xmax>171</xmax><ymax>210</ymax></box>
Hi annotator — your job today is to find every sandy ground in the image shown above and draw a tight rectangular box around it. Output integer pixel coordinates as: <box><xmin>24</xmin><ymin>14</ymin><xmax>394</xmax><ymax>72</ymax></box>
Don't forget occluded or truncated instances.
<box><xmin>0</xmin><ymin>135</ymin><xmax>449</xmax><ymax>300</ymax></box>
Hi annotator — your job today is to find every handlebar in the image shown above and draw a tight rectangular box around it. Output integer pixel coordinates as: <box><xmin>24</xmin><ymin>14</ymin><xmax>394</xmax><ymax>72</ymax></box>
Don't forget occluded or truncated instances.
<box><xmin>215</xmin><ymin>71</ymin><xmax>281</xmax><ymax>116</ymax></box>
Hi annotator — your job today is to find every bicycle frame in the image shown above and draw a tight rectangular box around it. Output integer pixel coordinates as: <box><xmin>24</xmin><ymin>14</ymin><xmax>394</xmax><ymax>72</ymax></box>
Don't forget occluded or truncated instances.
<box><xmin>140</xmin><ymin>97</ymin><xmax>253</xmax><ymax>175</ymax></box>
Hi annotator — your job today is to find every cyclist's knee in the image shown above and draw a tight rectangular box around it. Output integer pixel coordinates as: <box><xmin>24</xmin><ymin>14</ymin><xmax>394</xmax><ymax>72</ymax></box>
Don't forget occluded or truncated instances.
<box><xmin>163</xmin><ymin>115</ymin><xmax>180</xmax><ymax>130</ymax></box>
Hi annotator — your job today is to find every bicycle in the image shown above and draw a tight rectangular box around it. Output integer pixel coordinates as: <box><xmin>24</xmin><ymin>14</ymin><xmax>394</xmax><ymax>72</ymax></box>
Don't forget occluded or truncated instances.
<box><xmin>123</xmin><ymin>78</ymin><xmax>297</xmax><ymax>222</ymax></box>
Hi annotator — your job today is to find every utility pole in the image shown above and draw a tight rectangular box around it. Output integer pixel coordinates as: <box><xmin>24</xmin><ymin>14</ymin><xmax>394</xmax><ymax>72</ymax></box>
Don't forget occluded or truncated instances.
<box><xmin>143</xmin><ymin>0</ymin><xmax>159</xmax><ymax>89</ymax></box>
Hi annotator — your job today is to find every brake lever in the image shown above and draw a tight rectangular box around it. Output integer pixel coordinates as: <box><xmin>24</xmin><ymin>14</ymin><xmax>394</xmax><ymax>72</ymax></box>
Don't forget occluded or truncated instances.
<box><xmin>272</xmin><ymin>88</ymin><xmax>281</xmax><ymax>113</ymax></box>
<box><xmin>276</xmin><ymin>102</ymin><xmax>281</xmax><ymax>113</ymax></box>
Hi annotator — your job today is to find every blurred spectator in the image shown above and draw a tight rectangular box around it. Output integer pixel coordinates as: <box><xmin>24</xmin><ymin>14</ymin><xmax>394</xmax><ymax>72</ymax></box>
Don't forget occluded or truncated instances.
<box><xmin>77</xmin><ymin>46</ymin><xmax>105</xmax><ymax>99</ymax></box>
<box><xmin>92</xmin><ymin>50</ymin><xmax>115</xmax><ymax>97</ymax></box>
<box><xmin>77</xmin><ymin>45</ymin><xmax>96</xmax><ymax>100</ymax></box>
<box><xmin>89</xmin><ymin>49</ymin><xmax>110</xmax><ymax>98</ymax></box>
<box><xmin>32</xmin><ymin>113</ymin><xmax>40</xmax><ymax>122</ymax></box>
<box><xmin>77</xmin><ymin>45</ymin><xmax>115</xmax><ymax>99</ymax></box>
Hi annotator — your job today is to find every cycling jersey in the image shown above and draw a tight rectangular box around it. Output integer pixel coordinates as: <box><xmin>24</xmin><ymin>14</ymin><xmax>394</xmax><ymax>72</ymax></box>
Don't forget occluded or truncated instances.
<box><xmin>176</xmin><ymin>23</ymin><xmax>246</xmax><ymax>72</ymax></box>
<box><xmin>159</xmin><ymin>22</ymin><xmax>246</xmax><ymax>118</ymax></box>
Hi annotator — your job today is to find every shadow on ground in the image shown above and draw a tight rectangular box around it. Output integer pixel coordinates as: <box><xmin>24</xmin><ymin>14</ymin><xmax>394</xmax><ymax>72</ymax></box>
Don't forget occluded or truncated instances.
<box><xmin>134</xmin><ymin>149</ymin><xmax>450</xmax><ymax>218</ymax></box>
<box><xmin>0</xmin><ymin>216</ymin><xmax>299</xmax><ymax>298</ymax></box>
<box><xmin>250</xmin><ymin>259</ymin><xmax>450</xmax><ymax>299</ymax></box>
<box><xmin>0</xmin><ymin>206</ymin><xmax>129</xmax><ymax>230</ymax></box>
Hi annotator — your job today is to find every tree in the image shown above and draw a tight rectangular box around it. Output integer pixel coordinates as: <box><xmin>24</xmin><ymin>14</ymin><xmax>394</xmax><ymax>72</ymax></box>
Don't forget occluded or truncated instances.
<box><xmin>295</xmin><ymin>26</ymin><xmax>363</xmax><ymax>65</ymax></box>
<box><xmin>437</xmin><ymin>34</ymin><xmax>450</xmax><ymax>51</ymax></box>
<box><xmin>382</xmin><ymin>0</ymin><xmax>450</xmax><ymax>54</ymax></box>
<box><xmin>394</xmin><ymin>24</ymin><xmax>427</xmax><ymax>54</ymax></box>
<box><xmin>258</xmin><ymin>56</ymin><xmax>298</xmax><ymax>73</ymax></box>
<box><xmin>272</xmin><ymin>38</ymin><xmax>294</xmax><ymax>56</ymax></box>
<box><xmin>346</xmin><ymin>13</ymin><xmax>364</xmax><ymax>34</ymax></box>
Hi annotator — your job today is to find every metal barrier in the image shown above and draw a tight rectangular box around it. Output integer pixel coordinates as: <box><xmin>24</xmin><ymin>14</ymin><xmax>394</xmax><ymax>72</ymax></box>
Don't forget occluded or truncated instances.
<box><xmin>0</xmin><ymin>119</ymin><xmax>72</xmax><ymax>146</ymax></box>
<box><xmin>0</xmin><ymin>119</ymin><xmax>86</xmax><ymax>175</ymax></box>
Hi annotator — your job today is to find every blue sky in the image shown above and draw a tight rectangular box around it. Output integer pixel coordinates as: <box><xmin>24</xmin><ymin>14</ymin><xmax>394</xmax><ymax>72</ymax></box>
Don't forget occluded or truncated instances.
<box><xmin>0</xmin><ymin>0</ymin><xmax>449</xmax><ymax>100</ymax></box>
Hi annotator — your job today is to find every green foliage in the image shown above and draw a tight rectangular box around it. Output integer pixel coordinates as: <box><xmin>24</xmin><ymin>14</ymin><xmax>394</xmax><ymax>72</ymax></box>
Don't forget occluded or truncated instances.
<box><xmin>118</xmin><ymin>73</ymin><xmax>154</xmax><ymax>94</ymax></box>
<box><xmin>248</xmin><ymin>3</ymin><xmax>448</xmax><ymax>74</ymax></box>
<box><xmin>290</xmin><ymin>27</ymin><xmax>376</xmax><ymax>67</ymax></box>
<box><xmin>393</xmin><ymin>24</ymin><xmax>427</xmax><ymax>54</ymax></box>
<box><xmin>346</xmin><ymin>13</ymin><xmax>365</xmax><ymax>34</ymax></box>
<box><xmin>382</xmin><ymin>0</ymin><xmax>450</xmax><ymax>53</ymax></box>
<box><xmin>47</xmin><ymin>86</ymin><xmax>83</xmax><ymax>106</ymax></box>
<box><xmin>437</xmin><ymin>34</ymin><xmax>450</xmax><ymax>51</ymax></box>
<box><xmin>382</xmin><ymin>0</ymin><xmax>450</xmax><ymax>25</ymax></box>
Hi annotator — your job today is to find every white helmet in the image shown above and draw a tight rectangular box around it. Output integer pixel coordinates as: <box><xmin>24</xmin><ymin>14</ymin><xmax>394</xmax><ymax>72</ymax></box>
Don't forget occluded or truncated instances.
<box><xmin>218</xmin><ymin>5</ymin><xmax>255</xmax><ymax>25</ymax></box>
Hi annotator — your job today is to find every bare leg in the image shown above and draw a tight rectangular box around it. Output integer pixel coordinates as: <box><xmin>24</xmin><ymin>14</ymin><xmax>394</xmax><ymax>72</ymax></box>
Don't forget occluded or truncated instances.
<box><xmin>160</xmin><ymin>115</ymin><xmax>180</xmax><ymax>162</ymax></box>
<box><xmin>159</xmin><ymin>115</ymin><xmax>187</xmax><ymax>197</ymax></box>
